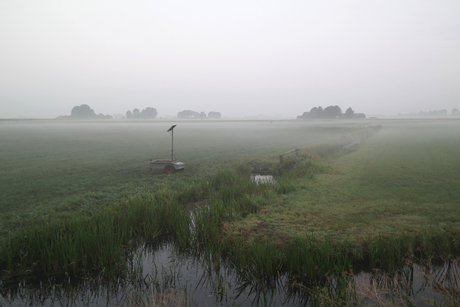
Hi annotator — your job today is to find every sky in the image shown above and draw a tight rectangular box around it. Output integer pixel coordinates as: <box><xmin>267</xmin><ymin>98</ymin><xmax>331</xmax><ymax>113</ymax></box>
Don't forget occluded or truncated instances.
<box><xmin>1</xmin><ymin>0</ymin><xmax>459</xmax><ymax>119</ymax></box>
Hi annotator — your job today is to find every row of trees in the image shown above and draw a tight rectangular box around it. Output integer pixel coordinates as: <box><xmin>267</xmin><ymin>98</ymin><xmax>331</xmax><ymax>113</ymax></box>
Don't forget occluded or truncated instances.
<box><xmin>297</xmin><ymin>106</ymin><xmax>357</xmax><ymax>119</ymax></box>
<box><xmin>177</xmin><ymin>110</ymin><xmax>222</xmax><ymax>119</ymax></box>
<box><xmin>125</xmin><ymin>109</ymin><xmax>222</xmax><ymax>119</ymax></box>
<box><xmin>397</xmin><ymin>109</ymin><xmax>453</xmax><ymax>117</ymax></box>
<box><xmin>60</xmin><ymin>105</ymin><xmax>224</xmax><ymax>120</ymax></box>
<box><xmin>126</xmin><ymin>107</ymin><xmax>158</xmax><ymax>119</ymax></box>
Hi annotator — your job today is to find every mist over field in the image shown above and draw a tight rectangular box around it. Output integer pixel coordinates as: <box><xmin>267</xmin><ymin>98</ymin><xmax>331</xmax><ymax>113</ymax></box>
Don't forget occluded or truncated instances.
<box><xmin>1</xmin><ymin>1</ymin><xmax>460</xmax><ymax>119</ymax></box>
<box><xmin>0</xmin><ymin>119</ymin><xmax>359</xmax><ymax>207</ymax></box>
<box><xmin>1</xmin><ymin>118</ymin><xmax>458</xmax><ymax>220</ymax></box>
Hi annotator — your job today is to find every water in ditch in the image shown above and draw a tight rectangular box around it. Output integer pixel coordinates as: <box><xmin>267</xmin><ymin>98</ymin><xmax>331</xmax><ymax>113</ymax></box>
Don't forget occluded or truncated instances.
<box><xmin>251</xmin><ymin>174</ymin><xmax>276</xmax><ymax>185</ymax></box>
<box><xmin>1</xmin><ymin>239</ymin><xmax>457</xmax><ymax>306</ymax></box>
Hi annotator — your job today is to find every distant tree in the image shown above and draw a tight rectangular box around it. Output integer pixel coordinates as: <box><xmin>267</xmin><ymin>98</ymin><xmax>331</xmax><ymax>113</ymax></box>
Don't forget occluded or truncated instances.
<box><xmin>55</xmin><ymin>115</ymin><xmax>70</xmax><ymax>120</ymax></box>
<box><xmin>452</xmin><ymin>108</ymin><xmax>459</xmax><ymax>116</ymax></box>
<box><xmin>132</xmin><ymin>108</ymin><xmax>141</xmax><ymax>119</ymax></box>
<box><xmin>296</xmin><ymin>112</ymin><xmax>309</xmax><ymax>120</ymax></box>
<box><xmin>208</xmin><ymin>111</ymin><xmax>222</xmax><ymax>119</ymax></box>
<box><xmin>308</xmin><ymin>106</ymin><xmax>323</xmax><ymax>118</ymax></box>
<box><xmin>70</xmin><ymin>104</ymin><xmax>96</xmax><ymax>118</ymax></box>
<box><xmin>434</xmin><ymin>109</ymin><xmax>447</xmax><ymax>116</ymax></box>
<box><xmin>199</xmin><ymin>112</ymin><xmax>207</xmax><ymax>118</ymax></box>
<box><xmin>345</xmin><ymin>107</ymin><xmax>354</xmax><ymax>118</ymax></box>
<box><xmin>126</xmin><ymin>110</ymin><xmax>133</xmax><ymax>119</ymax></box>
<box><xmin>323</xmin><ymin>105</ymin><xmax>342</xmax><ymax>118</ymax></box>
<box><xmin>141</xmin><ymin>107</ymin><xmax>158</xmax><ymax>119</ymax></box>
<box><xmin>97</xmin><ymin>113</ymin><xmax>113</xmax><ymax>119</ymax></box>
<box><xmin>398</xmin><ymin>109</ymin><xmax>448</xmax><ymax>117</ymax></box>
<box><xmin>178</xmin><ymin>110</ymin><xmax>200</xmax><ymax>119</ymax></box>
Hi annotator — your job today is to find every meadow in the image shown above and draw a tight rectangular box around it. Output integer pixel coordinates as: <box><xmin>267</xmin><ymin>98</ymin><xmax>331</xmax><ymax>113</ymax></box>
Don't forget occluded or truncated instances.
<box><xmin>0</xmin><ymin>119</ymin><xmax>364</xmax><ymax>238</ymax></box>
<box><xmin>230</xmin><ymin>119</ymin><xmax>460</xmax><ymax>243</ymax></box>
<box><xmin>1</xmin><ymin>118</ymin><xmax>460</xmax><ymax>305</ymax></box>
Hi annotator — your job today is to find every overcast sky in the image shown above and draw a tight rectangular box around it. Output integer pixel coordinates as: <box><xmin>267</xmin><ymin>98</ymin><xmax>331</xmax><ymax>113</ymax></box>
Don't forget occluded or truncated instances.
<box><xmin>1</xmin><ymin>0</ymin><xmax>459</xmax><ymax>118</ymax></box>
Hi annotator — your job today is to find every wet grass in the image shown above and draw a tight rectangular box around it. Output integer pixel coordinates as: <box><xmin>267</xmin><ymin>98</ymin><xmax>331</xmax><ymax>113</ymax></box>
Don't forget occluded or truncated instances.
<box><xmin>0</xmin><ymin>119</ymin><xmax>362</xmax><ymax>239</ymax></box>
<box><xmin>229</xmin><ymin>119</ymin><xmax>460</xmax><ymax>245</ymax></box>
<box><xmin>0</xmin><ymin>161</ymin><xmax>291</xmax><ymax>277</ymax></box>
<box><xmin>0</xmin><ymin>192</ymin><xmax>189</xmax><ymax>276</ymax></box>
<box><xmin>2</xmin><ymin>118</ymin><xmax>460</xmax><ymax>300</ymax></box>
<box><xmin>0</xmin><ymin>156</ymin><xmax>338</xmax><ymax>278</ymax></box>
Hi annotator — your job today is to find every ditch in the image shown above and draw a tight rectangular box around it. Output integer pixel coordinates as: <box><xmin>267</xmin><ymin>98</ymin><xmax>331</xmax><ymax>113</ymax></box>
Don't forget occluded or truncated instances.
<box><xmin>1</xmin><ymin>240</ymin><xmax>457</xmax><ymax>306</ymax></box>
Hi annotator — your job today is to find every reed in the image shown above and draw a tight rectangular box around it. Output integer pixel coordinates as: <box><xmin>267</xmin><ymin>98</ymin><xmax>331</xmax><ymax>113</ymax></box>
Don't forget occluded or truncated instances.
<box><xmin>0</xmin><ymin>191</ymin><xmax>190</xmax><ymax>277</ymax></box>
<box><xmin>193</xmin><ymin>200</ymin><xmax>460</xmax><ymax>284</ymax></box>
<box><xmin>0</xmin><ymin>164</ymin><xmax>268</xmax><ymax>278</ymax></box>
<box><xmin>304</xmin><ymin>258</ymin><xmax>460</xmax><ymax>306</ymax></box>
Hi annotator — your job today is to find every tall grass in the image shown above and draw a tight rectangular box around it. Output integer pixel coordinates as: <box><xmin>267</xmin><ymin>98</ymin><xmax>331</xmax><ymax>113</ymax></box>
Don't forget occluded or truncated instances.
<box><xmin>303</xmin><ymin>258</ymin><xmax>460</xmax><ymax>307</ymax></box>
<box><xmin>0</xmin><ymin>158</ymin><xmax>295</xmax><ymax>278</ymax></box>
<box><xmin>0</xmin><ymin>190</ymin><xmax>191</xmax><ymax>277</ymax></box>
<box><xmin>187</xmin><ymin>163</ymin><xmax>460</xmax><ymax>286</ymax></box>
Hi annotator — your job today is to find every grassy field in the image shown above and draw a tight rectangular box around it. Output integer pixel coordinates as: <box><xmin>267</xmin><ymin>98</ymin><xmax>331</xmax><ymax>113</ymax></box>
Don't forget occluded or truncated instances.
<box><xmin>228</xmin><ymin>119</ymin><xmax>460</xmax><ymax>245</ymax></box>
<box><xmin>1</xmin><ymin>118</ymin><xmax>460</xmax><ymax>280</ymax></box>
<box><xmin>0</xmin><ymin>119</ymin><xmax>365</xmax><ymax>238</ymax></box>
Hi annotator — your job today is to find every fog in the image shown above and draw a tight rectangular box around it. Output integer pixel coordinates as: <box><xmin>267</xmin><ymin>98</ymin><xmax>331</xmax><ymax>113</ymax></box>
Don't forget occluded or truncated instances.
<box><xmin>1</xmin><ymin>0</ymin><xmax>459</xmax><ymax>119</ymax></box>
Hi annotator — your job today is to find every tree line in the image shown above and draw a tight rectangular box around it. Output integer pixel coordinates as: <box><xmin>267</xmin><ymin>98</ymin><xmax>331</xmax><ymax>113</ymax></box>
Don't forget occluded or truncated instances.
<box><xmin>397</xmin><ymin>109</ymin><xmax>460</xmax><ymax>117</ymax></box>
<box><xmin>56</xmin><ymin>105</ymin><xmax>222</xmax><ymax>120</ymax></box>
<box><xmin>125</xmin><ymin>109</ymin><xmax>222</xmax><ymax>119</ymax></box>
<box><xmin>55</xmin><ymin>104</ymin><xmax>113</xmax><ymax>119</ymax></box>
<box><xmin>297</xmin><ymin>106</ymin><xmax>362</xmax><ymax>120</ymax></box>
<box><xmin>177</xmin><ymin>110</ymin><xmax>221</xmax><ymax>119</ymax></box>
<box><xmin>125</xmin><ymin>107</ymin><xmax>158</xmax><ymax>119</ymax></box>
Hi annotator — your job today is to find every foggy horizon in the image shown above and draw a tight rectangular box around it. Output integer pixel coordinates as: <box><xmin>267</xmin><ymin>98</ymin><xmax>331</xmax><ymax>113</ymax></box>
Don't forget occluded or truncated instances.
<box><xmin>1</xmin><ymin>1</ymin><xmax>459</xmax><ymax>119</ymax></box>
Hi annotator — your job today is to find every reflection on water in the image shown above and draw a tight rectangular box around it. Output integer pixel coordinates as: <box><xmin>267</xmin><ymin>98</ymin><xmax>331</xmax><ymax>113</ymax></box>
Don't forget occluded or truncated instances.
<box><xmin>1</xmin><ymin>241</ymin><xmax>459</xmax><ymax>306</ymax></box>
<box><xmin>251</xmin><ymin>174</ymin><xmax>276</xmax><ymax>185</ymax></box>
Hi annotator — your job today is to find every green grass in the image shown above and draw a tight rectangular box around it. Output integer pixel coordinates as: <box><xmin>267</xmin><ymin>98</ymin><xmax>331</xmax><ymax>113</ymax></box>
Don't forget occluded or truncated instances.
<box><xmin>0</xmin><ymin>163</ymin><xmax>275</xmax><ymax>277</ymax></box>
<box><xmin>229</xmin><ymin>119</ymin><xmax>460</xmax><ymax>244</ymax></box>
<box><xmin>2</xmin><ymin>118</ymin><xmax>460</xmax><ymax>282</ymax></box>
<box><xmin>0</xmin><ymin>191</ymin><xmax>190</xmax><ymax>276</ymax></box>
<box><xmin>0</xmin><ymin>119</ymin><xmax>364</xmax><ymax>239</ymax></box>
